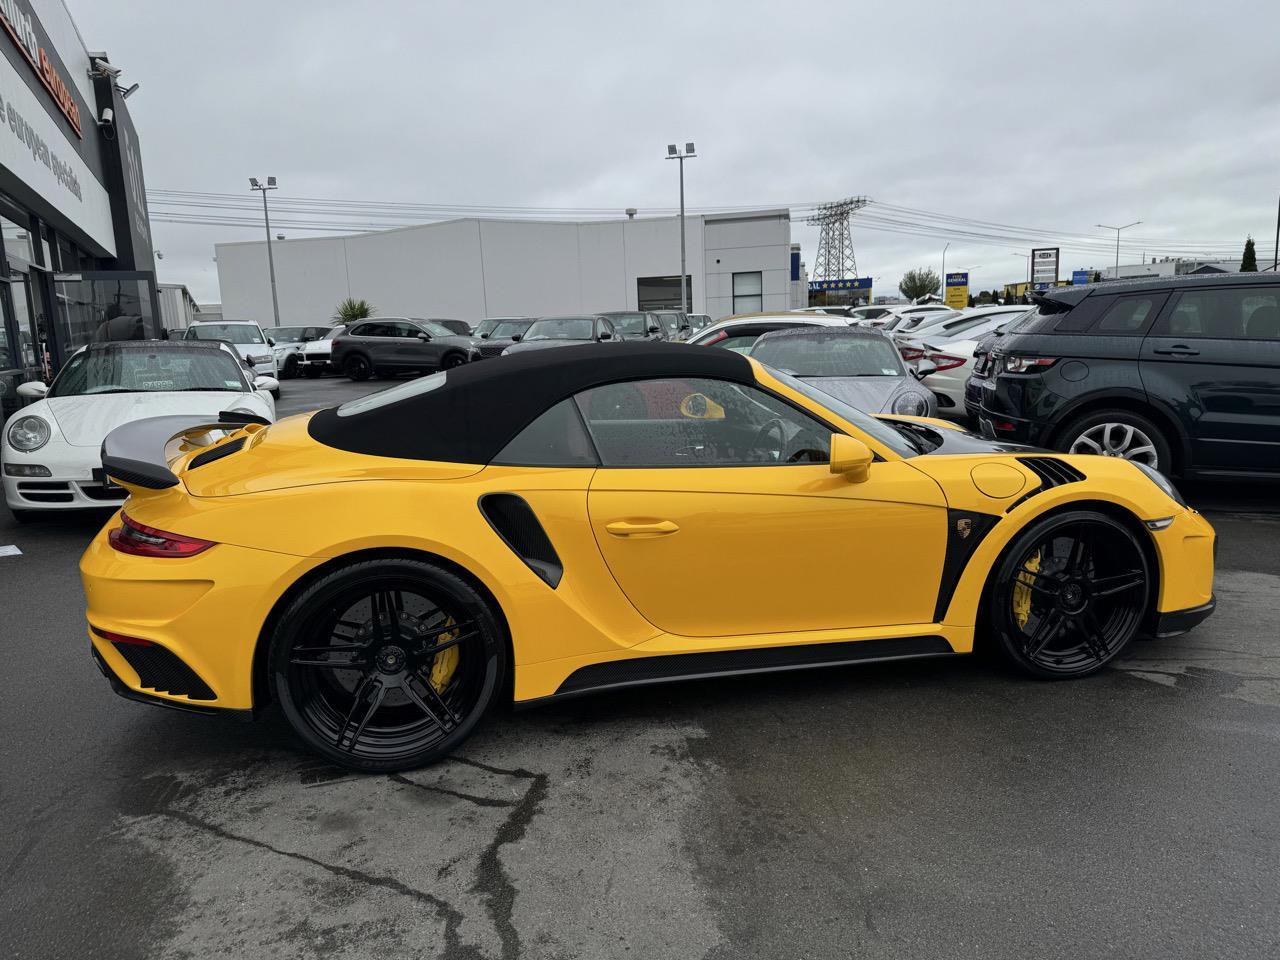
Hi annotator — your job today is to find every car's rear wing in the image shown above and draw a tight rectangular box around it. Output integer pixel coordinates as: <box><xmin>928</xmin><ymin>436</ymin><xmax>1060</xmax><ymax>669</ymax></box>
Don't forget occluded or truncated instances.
<box><xmin>101</xmin><ymin>410</ymin><xmax>270</xmax><ymax>491</ymax></box>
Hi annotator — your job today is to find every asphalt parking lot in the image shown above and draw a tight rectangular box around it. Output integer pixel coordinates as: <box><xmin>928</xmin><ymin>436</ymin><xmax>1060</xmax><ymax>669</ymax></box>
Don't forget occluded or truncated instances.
<box><xmin>2</xmin><ymin>373</ymin><xmax>1279</xmax><ymax>960</ymax></box>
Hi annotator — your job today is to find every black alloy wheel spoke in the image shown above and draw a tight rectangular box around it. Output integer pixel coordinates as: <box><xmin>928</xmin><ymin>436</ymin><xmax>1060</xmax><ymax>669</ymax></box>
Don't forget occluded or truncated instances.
<box><xmin>399</xmin><ymin>675</ymin><xmax>453</xmax><ymax>731</ymax></box>
<box><xmin>341</xmin><ymin>679</ymin><xmax>388</xmax><ymax>752</ymax></box>
<box><xmin>335</xmin><ymin>675</ymin><xmax>376</xmax><ymax>749</ymax></box>
<box><xmin>1017</xmin><ymin>567</ymin><xmax>1062</xmax><ymax>596</ymax></box>
<box><xmin>1077</xmin><ymin>607</ymin><xmax>1111</xmax><ymax>661</ymax></box>
<box><xmin>291</xmin><ymin>651</ymin><xmax>370</xmax><ymax>669</ymax></box>
<box><xmin>412</xmin><ymin>671</ymin><xmax>462</xmax><ymax>726</ymax></box>
<box><xmin>425</xmin><ymin>629</ymin><xmax>479</xmax><ymax>655</ymax></box>
<box><xmin>1069</xmin><ymin>533</ymin><xmax>1090</xmax><ymax>574</ymax></box>
<box><xmin>1024</xmin><ymin>608</ymin><xmax>1066</xmax><ymax>658</ymax></box>
<box><xmin>1093</xmin><ymin>570</ymin><xmax>1145</xmax><ymax>597</ymax></box>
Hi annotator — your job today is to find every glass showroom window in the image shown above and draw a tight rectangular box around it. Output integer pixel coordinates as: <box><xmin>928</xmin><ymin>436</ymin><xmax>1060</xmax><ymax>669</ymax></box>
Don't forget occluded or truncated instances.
<box><xmin>733</xmin><ymin>272</ymin><xmax>763</xmax><ymax>314</ymax></box>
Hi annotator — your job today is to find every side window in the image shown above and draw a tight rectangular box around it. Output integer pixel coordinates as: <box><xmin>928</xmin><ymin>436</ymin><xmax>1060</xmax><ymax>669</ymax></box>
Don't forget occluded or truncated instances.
<box><xmin>492</xmin><ymin>399</ymin><xmax>598</xmax><ymax>467</ymax></box>
<box><xmin>389</xmin><ymin>322</ymin><xmax>420</xmax><ymax>338</ymax></box>
<box><xmin>1091</xmin><ymin>294</ymin><xmax>1164</xmax><ymax>335</ymax></box>
<box><xmin>1152</xmin><ymin>287</ymin><xmax>1280</xmax><ymax>340</ymax></box>
<box><xmin>599</xmin><ymin>318</ymin><xmax>616</xmax><ymax>340</ymax></box>
<box><xmin>351</xmin><ymin>322</ymin><xmax>384</xmax><ymax>337</ymax></box>
<box><xmin>575</xmin><ymin>377</ymin><xmax>832</xmax><ymax>468</ymax></box>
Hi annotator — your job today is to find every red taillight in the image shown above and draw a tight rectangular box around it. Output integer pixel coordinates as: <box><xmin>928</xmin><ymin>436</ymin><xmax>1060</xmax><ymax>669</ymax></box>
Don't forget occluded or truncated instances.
<box><xmin>700</xmin><ymin>330</ymin><xmax>727</xmax><ymax>346</ymax></box>
<box><xmin>108</xmin><ymin>513</ymin><xmax>216</xmax><ymax>558</ymax></box>
<box><xmin>926</xmin><ymin>352</ymin><xmax>968</xmax><ymax>372</ymax></box>
<box><xmin>899</xmin><ymin>346</ymin><xmax>925</xmax><ymax>362</ymax></box>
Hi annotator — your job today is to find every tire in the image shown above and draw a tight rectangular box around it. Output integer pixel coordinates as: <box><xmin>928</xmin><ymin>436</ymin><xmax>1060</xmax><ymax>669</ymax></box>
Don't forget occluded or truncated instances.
<box><xmin>987</xmin><ymin>509</ymin><xmax>1151</xmax><ymax>680</ymax></box>
<box><xmin>344</xmin><ymin>354</ymin><xmax>372</xmax><ymax>381</ymax></box>
<box><xmin>304</xmin><ymin>365</ymin><xmax>323</xmax><ymax>379</ymax></box>
<box><xmin>1057</xmin><ymin>409</ymin><xmax>1172</xmax><ymax>473</ymax></box>
<box><xmin>281</xmin><ymin>355</ymin><xmax>299</xmax><ymax>380</ymax></box>
<box><xmin>441</xmin><ymin>352</ymin><xmax>468</xmax><ymax>370</ymax></box>
<box><xmin>271</xmin><ymin>388</ymin><xmax>281</xmax><ymax>400</ymax></box>
<box><xmin>269</xmin><ymin>558</ymin><xmax>506</xmax><ymax>772</ymax></box>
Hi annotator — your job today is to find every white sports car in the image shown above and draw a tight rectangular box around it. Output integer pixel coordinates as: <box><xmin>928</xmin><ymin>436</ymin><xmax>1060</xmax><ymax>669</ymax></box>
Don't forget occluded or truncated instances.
<box><xmin>2</xmin><ymin>340</ymin><xmax>277</xmax><ymax>521</ymax></box>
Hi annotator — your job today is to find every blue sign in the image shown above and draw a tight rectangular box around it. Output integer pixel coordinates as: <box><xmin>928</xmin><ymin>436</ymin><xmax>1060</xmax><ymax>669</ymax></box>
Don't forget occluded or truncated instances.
<box><xmin>1072</xmin><ymin>269</ymin><xmax>1091</xmax><ymax>285</ymax></box>
<box><xmin>808</xmin><ymin>277</ymin><xmax>872</xmax><ymax>292</ymax></box>
<box><xmin>1034</xmin><ymin>282</ymin><xmax>1052</xmax><ymax>291</ymax></box>
<box><xmin>945</xmin><ymin>272</ymin><xmax>969</xmax><ymax>286</ymax></box>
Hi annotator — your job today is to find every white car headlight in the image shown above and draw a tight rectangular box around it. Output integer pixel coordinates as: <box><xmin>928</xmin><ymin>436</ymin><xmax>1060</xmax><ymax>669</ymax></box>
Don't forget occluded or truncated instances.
<box><xmin>249</xmin><ymin>353</ymin><xmax>272</xmax><ymax>365</ymax></box>
<box><xmin>892</xmin><ymin>392</ymin><xmax>928</xmax><ymax>417</ymax></box>
<box><xmin>8</xmin><ymin>414</ymin><xmax>50</xmax><ymax>451</ymax></box>
<box><xmin>1132</xmin><ymin>461</ymin><xmax>1186</xmax><ymax>507</ymax></box>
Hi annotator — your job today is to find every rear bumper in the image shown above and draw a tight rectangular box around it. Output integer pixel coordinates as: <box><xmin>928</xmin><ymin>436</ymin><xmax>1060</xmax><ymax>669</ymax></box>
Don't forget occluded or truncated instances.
<box><xmin>1150</xmin><ymin>597</ymin><xmax>1216</xmax><ymax>639</ymax></box>
<box><xmin>90</xmin><ymin>644</ymin><xmax>253</xmax><ymax>718</ymax></box>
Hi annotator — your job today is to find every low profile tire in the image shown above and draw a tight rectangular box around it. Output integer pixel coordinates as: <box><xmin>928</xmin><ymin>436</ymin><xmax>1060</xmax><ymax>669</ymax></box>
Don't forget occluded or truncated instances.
<box><xmin>344</xmin><ymin>354</ymin><xmax>372</xmax><ymax>381</ymax></box>
<box><xmin>1058</xmin><ymin>409</ymin><xmax>1172</xmax><ymax>473</ymax></box>
<box><xmin>987</xmin><ymin>510</ymin><xmax>1151</xmax><ymax>679</ymax></box>
<box><xmin>304</xmin><ymin>365</ymin><xmax>323</xmax><ymax>379</ymax></box>
<box><xmin>271</xmin><ymin>388</ymin><xmax>281</xmax><ymax>400</ymax></box>
<box><xmin>281</xmin><ymin>355</ymin><xmax>299</xmax><ymax>380</ymax></box>
<box><xmin>441</xmin><ymin>352</ymin><xmax>468</xmax><ymax>370</ymax></box>
<box><xmin>270</xmin><ymin>558</ymin><xmax>507</xmax><ymax>772</ymax></box>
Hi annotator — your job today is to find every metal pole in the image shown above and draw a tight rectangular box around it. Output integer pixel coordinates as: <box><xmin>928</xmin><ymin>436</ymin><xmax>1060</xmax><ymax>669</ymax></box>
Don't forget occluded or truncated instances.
<box><xmin>1114</xmin><ymin>229</ymin><xmax>1121</xmax><ymax>276</ymax></box>
<box><xmin>941</xmin><ymin>242</ymin><xmax>949</xmax><ymax>302</ymax></box>
<box><xmin>1273</xmin><ymin>193</ymin><xmax>1279</xmax><ymax>271</ymax></box>
<box><xmin>678</xmin><ymin>156</ymin><xmax>687</xmax><ymax>314</ymax></box>
<box><xmin>262</xmin><ymin>189</ymin><xmax>281</xmax><ymax>327</ymax></box>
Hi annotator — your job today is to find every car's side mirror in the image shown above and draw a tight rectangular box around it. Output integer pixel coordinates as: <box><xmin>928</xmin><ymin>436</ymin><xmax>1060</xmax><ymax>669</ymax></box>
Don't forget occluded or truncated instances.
<box><xmin>511</xmin><ymin>334</ymin><xmax>522</xmax><ymax>342</ymax></box>
<box><xmin>480</xmin><ymin>332</ymin><xmax>490</xmax><ymax>339</ymax></box>
<box><xmin>648</xmin><ymin>325</ymin><xmax>661</xmax><ymax>334</ymax></box>
<box><xmin>417</xmin><ymin>332</ymin><xmax>430</xmax><ymax>341</ymax></box>
<box><xmin>253</xmin><ymin>375</ymin><xmax>279</xmax><ymax>392</ymax></box>
<box><xmin>598</xmin><ymin>331</ymin><xmax>612</xmax><ymax>340</ymax></box>
<box><xmin>267</xmin><ymin>337</ymin><xmax>275</xmax><ymax>347</ymax></box>
<box><xmin>913</xmin><ymin>359</ymin><xmax>938</xmax><ymax>380</ymax></box>
<box><xmin>828</xmin><ymin>434</ymin><xmax>872</xmax><ymax>483</ymax></box>
<box><xmin>16</xmin><ymin>381</ymin><xmax>48</xmax><ymax>399</ymax></box>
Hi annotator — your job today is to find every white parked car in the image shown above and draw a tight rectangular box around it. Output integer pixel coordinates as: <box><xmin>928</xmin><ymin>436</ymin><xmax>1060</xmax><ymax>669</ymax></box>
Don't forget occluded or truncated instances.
<box><xmin>267</xmin><ymin>324</ymin><xmax>331</xmax><ymax>379</ymax></box>
<box><xmin>902</xmin><ymin>308</ymin><xmax>1033</xmax><ymax>417</ymax></box>
<box><xmin>686</xmin><ymin>312</ymin><xmax>852</xmax><ymax>352</ymax></box>
<box><xmin>858</xmin><ymin>303</ymin><xmax>958</xmax><ymax>333</ymax></box>
<box><xmin>2</xmin><ymin>340</ymin><xmax>277</xmax><ymax>521</ymax></box>
<box><xmin>182</xmin><ymin>320</ymin><xmax>279</xmax><ymax>396</ymax></box>
<box><xmin>892</xmin><ymin>304</ymin><xmax>1029</xmax><ymax>344</ymax></box>
<box><xmin>299</xmin><ymin>327</ymin><xmax>342</xmax><ymax>377</ymax></box>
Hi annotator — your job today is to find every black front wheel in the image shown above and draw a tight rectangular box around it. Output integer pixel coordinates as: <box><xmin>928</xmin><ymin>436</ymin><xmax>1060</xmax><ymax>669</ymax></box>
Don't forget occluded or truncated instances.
<box><xmin>987</xmin><ymin>510</ymin><xmax>1151</xmax><ymax>679</ymax></box>
<box><xmin>343</xmin><ymin>354</ymin><xmax>372</xmax><ymax>381</ymax></box>
<box><xmin>270</xmin><ymin>558</ymin><xmax>506</xmax><ymax>771</ymax></box>
<box><xmin>441</xmin><ymin>352</ymin><xmax>468</xmax><ymax>370</ymax></box>
<box><xmin>281</xmin><ymin>355</ymin><xmax>299</xmax><ymax>379</ymax></box>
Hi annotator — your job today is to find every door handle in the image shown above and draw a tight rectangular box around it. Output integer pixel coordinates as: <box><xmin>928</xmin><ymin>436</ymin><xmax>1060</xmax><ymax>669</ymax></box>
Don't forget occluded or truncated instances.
<box><xmin>1153</xmin><ymin>345</ymin><xmax>1199</xmax><ymax>356</ymax></box>
<box><xmin>605</xmin><ymin>520</ymin><xmax>680</xmax><ymax>538</ymax></box>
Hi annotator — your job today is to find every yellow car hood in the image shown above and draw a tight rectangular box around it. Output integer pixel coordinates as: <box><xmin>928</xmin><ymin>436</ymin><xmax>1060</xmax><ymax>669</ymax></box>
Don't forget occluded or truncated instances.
<box><xmin>178</xmin><ymin>413</ymin><xmax>483</xmax><ymax>498</ymax></box>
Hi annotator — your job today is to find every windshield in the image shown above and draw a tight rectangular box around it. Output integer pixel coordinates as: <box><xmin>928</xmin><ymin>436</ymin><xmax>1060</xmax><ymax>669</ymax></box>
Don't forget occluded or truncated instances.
<box><xmin>602</xmin><ymin>313</ymin><xmax>650</xmax><ymax>336</ymax></box>
<box><xmin>186</xmin><ymin>323</ymin><xmax>264</xmax><ymax>345</ymax></box>
<box><xmin>766</xmin><ymin>367</ymin><xmax>921</xmax><ymax>458</ymax></box>
<box><xmin>491</xmin><ymin>320</ymin><xmax>532</xmax><ymax>339</ymax></box>
<box><xmin>269</xmin><ymin>326</ymin><xmax>308</xmax><ymax>343</ymax></box>
<box><xmin>50</xmin><ymin>345</ymin><xmax>248</xmax><ymax>397</ymax></box>
<box><xmin>751</xmin><ymin>334</ymin><xmax>905</xmax><ymax>377</ymax></box>
<box><xmin>474</xmin><ymin>319</ymin><xmax>502</xmax><ymax>338</ymax></box>
<box><xmin>416</xmin><ymin>320</ymin><xmax>459</xmax><ymax>338</ymax></box>
<box><xmin>525</xmin><ymin>317</ymin><xmax>594</xmax><ymax>341</ymax></box>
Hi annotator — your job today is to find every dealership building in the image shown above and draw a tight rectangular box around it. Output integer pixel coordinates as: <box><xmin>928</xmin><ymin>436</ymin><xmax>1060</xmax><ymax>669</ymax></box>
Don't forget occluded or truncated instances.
<box><xmin>0</xmin><ymin>0</ymin><xmax>157</xmax><ymax>419</ymax></box>
<box><xmin>215</xmin><ymin>208</ymin><xmax>806</xmax><ymax>327</ymax></box>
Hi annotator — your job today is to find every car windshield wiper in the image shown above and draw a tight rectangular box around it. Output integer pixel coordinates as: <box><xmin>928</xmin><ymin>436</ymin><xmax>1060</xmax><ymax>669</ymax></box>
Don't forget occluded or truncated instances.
<box><xmin>175</xmin><ymin>386</ymin><xmax>236</xmax><ymax>392</ymax></box>
<box><xmin>81</xmin><ymin>388</ymin><xmax>138</xmax><ymax>395</ymax></box>
<box><xmin>887</xmin><ymin>421</ymin><xmax>928</xmax><ymax>454</ymax></box>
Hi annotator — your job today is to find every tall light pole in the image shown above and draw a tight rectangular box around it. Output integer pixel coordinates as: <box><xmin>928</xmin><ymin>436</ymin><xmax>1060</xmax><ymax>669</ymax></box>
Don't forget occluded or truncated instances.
<box><xmin>665</xmin><ymin>143</ymin><xmax>696</xmax><ymax>313</ymax></box>
<box><xmin>250</xmin><ymin>176</ymin><xmax>281</xmax><ymax>327</ymax></box>
<box><xmin>940</xmin><ymin>242</ymin><xmax>950</xmax><ymax>302</ymax></box>
<box><xmin>1096</xmin><ymin>221</ymin><xmax>1141</xmax><ymax>279</ymax></box>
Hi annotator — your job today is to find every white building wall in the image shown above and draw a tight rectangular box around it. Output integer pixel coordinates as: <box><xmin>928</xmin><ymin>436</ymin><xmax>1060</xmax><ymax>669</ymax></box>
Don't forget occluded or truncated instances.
<box><xmin>216</xmin><ymin>210</ymin><xmax>788</xmax><ymax>326</ymax></box>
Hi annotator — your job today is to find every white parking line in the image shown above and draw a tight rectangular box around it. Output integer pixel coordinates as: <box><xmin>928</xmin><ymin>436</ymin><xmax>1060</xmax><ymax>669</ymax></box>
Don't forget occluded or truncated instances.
<box><xmin>0</xmin><ymin>544</ymin><xmax>22</xmax><ymax>557</ymax></box>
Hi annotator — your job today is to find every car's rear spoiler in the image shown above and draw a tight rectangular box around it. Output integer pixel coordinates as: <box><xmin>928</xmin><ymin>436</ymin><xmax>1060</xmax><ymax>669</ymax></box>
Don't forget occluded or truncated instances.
<box><xmin>101</xmin><ymin>410</ymin><xmax>270</xmax><ymax>490</ymax></box>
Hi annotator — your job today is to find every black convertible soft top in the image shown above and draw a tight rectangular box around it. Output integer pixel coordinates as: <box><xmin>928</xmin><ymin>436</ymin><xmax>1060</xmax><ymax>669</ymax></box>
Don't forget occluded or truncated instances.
<box><xmin>307</xmin><ymin>341</ymin><xmax>755</xmax><ymax>463</ymax></box>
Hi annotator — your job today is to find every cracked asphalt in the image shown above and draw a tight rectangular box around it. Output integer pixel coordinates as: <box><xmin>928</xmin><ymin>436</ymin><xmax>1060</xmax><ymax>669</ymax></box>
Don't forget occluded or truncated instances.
<box><xmin>2</xmin><ymin>375</ymin><xmax>1278</xmax><ymax>960</ymax></box>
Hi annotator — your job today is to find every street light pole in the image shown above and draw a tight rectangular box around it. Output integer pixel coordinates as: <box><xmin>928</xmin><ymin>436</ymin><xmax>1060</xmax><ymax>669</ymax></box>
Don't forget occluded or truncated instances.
<box><xmin>1096</xmin><ymin>221</ymin><xmax>1141</xmax><ymax>278</ymax></box>
<box><xmin>250</xmin><ymin>176</ymin><xmax>281</xmax><ymax>327</ymax></box>
<box><xmin>665</xmin><ymin>143</ymin><xmax>696</xmax><ymax>313</ymax></box>
<box><xmin>1273</xmin><ymin>193</ymin><xmax>1279</xmax><ymax>271</ymax></box>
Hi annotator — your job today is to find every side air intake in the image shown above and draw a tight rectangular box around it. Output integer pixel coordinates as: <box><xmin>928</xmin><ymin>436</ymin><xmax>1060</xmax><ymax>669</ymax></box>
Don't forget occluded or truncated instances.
<box><xmin>188</xmin><ymin>437</ymin><xmax>246</xmax><ymax>469</ymax></box>
<box><xmin>478</xmin><ymin>493</ymin><xmax>563</xmax><ymax>588</ymax></box>
<box><xmin>1008</xmin><ymin>457</ymin><xmax>1087</xmax><ymax>511</ymax></box>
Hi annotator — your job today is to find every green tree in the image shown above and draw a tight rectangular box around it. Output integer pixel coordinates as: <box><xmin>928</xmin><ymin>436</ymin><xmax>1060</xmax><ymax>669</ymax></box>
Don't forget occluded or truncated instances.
<box><xmin>1240</xmin><ymin>236</ymin><xmax>1258</xmax><ymax>272</ymax></box>
<box><xmin>1091</xmin><ymin>270</ymin><xmax>1104</xmax><ymax>283</ymax></box>
<box><xmin>333</xmin><ymin>297</ymin><xmax>376</xmax><ymax>325</ymax></box>
<box><xmin>899</xmin><ymin>268</ymin><xmax>941</xmax><ymax>301</ymax></box>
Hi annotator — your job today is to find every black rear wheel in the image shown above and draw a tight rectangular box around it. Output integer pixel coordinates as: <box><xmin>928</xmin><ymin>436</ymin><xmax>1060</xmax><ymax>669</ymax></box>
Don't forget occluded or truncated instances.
<box><xmin>987</xmin><ymin>510</ymin><xmax>1150</xmax><ymax>679</ymax></box>
<box><xmin>441</xmin><ymin>352</ymin><xmax>468</xmax><ymax>369</ymax></box>
<box><xmin>281</xmin><ymin>354</ymin><xmax>299</xmax><ymax>379</ymax></box>
<box><xmin>344</xmin><ymin>354</ymin><xmax>372</xmax><ymax>381</ymax></box>
<box><xmin>270</xmin><ymin>558</ymin><xmax>506</xmax><ymax>771</ymax></box>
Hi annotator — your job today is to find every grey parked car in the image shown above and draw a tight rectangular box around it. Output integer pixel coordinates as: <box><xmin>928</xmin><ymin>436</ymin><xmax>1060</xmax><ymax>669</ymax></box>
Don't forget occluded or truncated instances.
<box><xmin>748</xmin><ymin>326</ymin><xmax>937</xmax><ymax>418</ymax></box>
<box><xmin>598</xmin><ymin>310</ymin><xmax>668</xmax><ymax>341</ymax></box>
<box><xmin>501</xmin><ymin>315</ymin><xmax>619</xmax><ymax>355</ymax></box>
<box><xmin>331</xmin><ymin>318</ymin><xmax>479</xmax><ymax>381</ymax></box>
<box><xmin>475</xmin><ymin>317</ymin><xmax>536</xmax><ymax>358</ymax></box>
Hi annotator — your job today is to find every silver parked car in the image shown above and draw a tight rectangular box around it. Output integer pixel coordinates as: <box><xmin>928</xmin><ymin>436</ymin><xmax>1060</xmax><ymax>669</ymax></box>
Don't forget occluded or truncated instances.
<box><xmin>748</xmin><ymin>326</ymin><xmax>937</xmax><ymax>418</ymax></box>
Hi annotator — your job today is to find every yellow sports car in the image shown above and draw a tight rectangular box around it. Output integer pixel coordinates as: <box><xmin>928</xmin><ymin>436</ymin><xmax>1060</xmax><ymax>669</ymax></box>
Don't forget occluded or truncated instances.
<box><xmin>81</xmin><ymin>343</ymin><xmax>1216</xmax><ymax>771</ymax></box>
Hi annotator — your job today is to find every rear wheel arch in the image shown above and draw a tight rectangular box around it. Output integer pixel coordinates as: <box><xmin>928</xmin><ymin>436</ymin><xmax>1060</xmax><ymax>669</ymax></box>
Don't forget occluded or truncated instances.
<box><xmin>252</xmin><ymin>547</ymin><xmax>513</xmax><ymax>710</ymax></box>
<box><xmin>1048</xmin><ymin>394</ymin><xmax>1187</xmax><ymax>475</ymax></box>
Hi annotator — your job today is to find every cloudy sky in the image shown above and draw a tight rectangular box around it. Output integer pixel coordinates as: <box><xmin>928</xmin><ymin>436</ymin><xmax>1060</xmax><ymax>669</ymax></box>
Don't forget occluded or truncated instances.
<box><xmin>72</xmin><ymin>0</ymin><xmax>1280</xmax><ymax>305</ymax></box>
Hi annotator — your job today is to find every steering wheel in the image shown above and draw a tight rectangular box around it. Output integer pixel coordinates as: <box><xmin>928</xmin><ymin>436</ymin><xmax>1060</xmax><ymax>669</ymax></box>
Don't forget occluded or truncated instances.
<box><xmin>752</xmin><ymin>418</ymin><xmax>787</xmax><ymax>462</ymax></box>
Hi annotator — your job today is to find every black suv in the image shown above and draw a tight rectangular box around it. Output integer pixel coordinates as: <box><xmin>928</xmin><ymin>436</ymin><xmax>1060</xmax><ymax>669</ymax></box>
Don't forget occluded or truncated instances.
<box><xmin>977</xmin><ymin>273</ymin><xmax>1280</xmax><ymax>478</ymax></box>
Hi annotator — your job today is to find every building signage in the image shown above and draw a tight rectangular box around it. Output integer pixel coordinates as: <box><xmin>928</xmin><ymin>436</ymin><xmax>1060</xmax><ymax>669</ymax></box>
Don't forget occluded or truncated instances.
<box><xmin>809</xmin><ymin>277</ymin><xmax>872</xmax><ymax>293</ymax></box>
<box><xmin>1072</xmin><ymin>269</ymin><xmax>1091</xmax><ymax>285</ymax></box>
<box><xmin>1031</xmin><ymin>247</ymin><xmax>1059</xmax><ymax>287</ymax></box>
<box><xmin>944</xmin><ymin>271</ymin><xmax>969</xmax><ymax>310</ymax></box>
<box><xmin>0</xmin><ymin>0</ymin><xmax>81</xmax><ymax>137</ymax></box>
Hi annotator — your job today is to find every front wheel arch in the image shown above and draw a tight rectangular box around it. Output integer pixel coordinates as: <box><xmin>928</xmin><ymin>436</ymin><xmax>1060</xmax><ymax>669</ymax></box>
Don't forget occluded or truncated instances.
<box><xmin>1047</xmin><ymin>396</ymin><xmax>1187</xmax><ymax>476</ymax></box>
<box><xmin>252</xmin><ymin>547</ymin><xmax>513</xmax><ymax>711</ymax></box>
<box><xmin>974</xmin><ymin>499</ymin><xmax>1161</xmax><ymax>657</ymax></box>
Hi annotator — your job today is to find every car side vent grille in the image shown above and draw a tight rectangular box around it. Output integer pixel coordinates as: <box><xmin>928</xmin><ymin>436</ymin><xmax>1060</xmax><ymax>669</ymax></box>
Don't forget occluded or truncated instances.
<box><xmin>111</xmin><ymin>641</ymin><xmax>217</xmax><ymax>701</ymax></box>
<box><xmin>478</xmin><ymin>493</ymin><xmax>563</xmax><ymax>588</ymax></box>
<box><xmin>1008</xmin><ymin>457</ymin><xmax>1087</xmax><ymax>512</ymax></box>
<box><xmin>188</xmin><ymin>437</ymin><xmax>246</xmax><ymax>470</ymax></box>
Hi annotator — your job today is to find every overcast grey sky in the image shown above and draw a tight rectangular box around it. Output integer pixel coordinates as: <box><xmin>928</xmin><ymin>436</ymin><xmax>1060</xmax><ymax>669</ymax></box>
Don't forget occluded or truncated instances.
<box><xmin>71</xmin><ymin>0</ymin><xmax>1280</xmax><ymax>306</ymax></box>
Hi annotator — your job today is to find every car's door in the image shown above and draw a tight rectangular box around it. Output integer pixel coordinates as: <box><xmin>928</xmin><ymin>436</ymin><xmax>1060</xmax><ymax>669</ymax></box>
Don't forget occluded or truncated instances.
<box><xmin>347</xmin><ymin>321</ymin><xmax>390</xmax><ymax>367</ymax></box>
<box><xmin>579</xmin><ymin>376</ymin><xmax>948</xmax><ymax>638</ymax></box>
<box><xmin>389</xmin><ymin>321</ymin><xmax>437</xmax><ymax>370</ymax></box>
<box><xmin>1140</xmin><ymin>283</ymin><xmax>1280</xmax><ymax>471</ymax></box>
<box><xmin>595</xmin><ymin>317</ymin><xmax>617</xmax><ymax>343</ymax></box>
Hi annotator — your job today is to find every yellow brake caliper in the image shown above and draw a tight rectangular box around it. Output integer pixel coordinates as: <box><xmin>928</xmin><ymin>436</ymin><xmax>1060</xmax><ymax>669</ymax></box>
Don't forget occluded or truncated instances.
<box><xmin>428</xmin><ymin>617</ymin><xmax>461</xmax><ymax>692</ymax></box>
<box><xmin>1013</xmin><ymin>550</ymin><xmax>1041</xmax><ymax>631</ymax></box>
